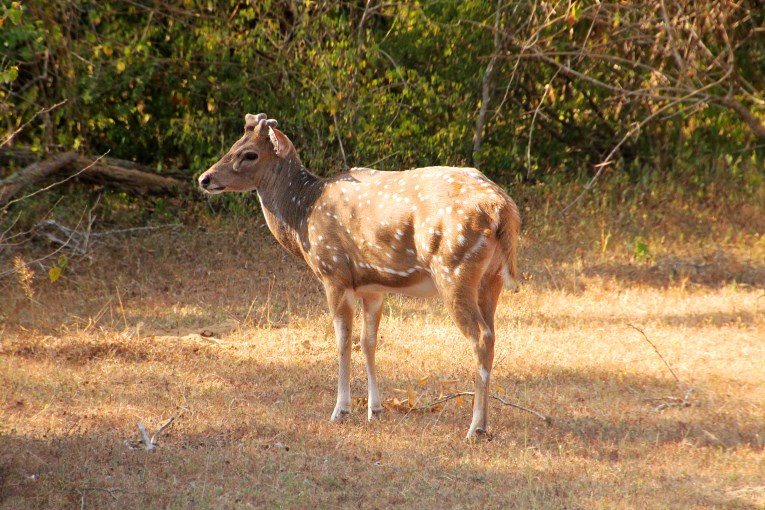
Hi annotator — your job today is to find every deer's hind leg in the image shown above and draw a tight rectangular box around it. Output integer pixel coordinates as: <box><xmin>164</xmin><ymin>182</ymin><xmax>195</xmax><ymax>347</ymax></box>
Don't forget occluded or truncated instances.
<box><xmin>478</xmin><ymin>260</ymin><xmax>505</xmax><ymax>339</ymax></box>
<box><xmin>443</xmin><ymin>282</ymin><xmax>495</xmax><ymax>439</ymax></box>
<box><xmin>442</xmin><ymin>243</ymin><xmax>505</xmax><ymax>439</ymax></box>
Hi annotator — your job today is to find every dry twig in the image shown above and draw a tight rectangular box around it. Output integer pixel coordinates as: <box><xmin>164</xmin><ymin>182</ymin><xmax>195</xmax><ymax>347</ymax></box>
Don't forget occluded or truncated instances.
<box><xmin>627</xmin><ymin>323</ymin><xmax>696</xmax><ymax>411</ymax></box>
<box><xmin>416</xmin><ymin>391</ymin><xmax>552</xmax><ymax>424</ymax></box>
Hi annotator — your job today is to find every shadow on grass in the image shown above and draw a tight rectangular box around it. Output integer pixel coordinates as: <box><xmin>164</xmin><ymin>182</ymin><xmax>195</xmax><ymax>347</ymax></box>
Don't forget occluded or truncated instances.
<box><xmin>2</xmin><ymin>224</ymin><xmax>764</xmax><ymax>508</ymax></box>
<box><xmin>508</xmin><ymin>307</ymin><xmax>762</xmax><ymax>330</ymax></box>
<box><xmin>582</xmin><ymin>253</ymin><xmax>765</xmax><ymax>289</ymax></box>
<box><xmin>521</xmin><ymin>252</ymin><xmax>765</xmax><ymax>293</ymax></box>
<box><xmin>2</xmin><ymin>334</ymin><xmax>763</xmax><ymax>509</ymax></box>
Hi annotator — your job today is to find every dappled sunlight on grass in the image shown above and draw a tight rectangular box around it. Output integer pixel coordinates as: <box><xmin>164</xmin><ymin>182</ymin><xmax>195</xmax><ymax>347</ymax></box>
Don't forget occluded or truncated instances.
<box><xmin>1</xmin><ymin>209</ymin><xmax>764</xmax><ymax>508</ymax></box>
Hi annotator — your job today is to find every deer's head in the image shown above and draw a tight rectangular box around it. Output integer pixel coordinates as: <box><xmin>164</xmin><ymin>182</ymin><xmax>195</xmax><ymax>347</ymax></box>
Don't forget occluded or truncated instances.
<box><xmin>198</xmin><ymin>113</ymin><xmax>296</xmax><ymax>194</ymax></box>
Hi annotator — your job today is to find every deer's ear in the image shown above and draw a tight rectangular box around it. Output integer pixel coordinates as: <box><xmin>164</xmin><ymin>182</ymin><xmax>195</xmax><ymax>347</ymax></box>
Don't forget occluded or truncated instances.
<box><xmin>269</xmin><ymin>127</ymin><xmax>293</xmax><ymax>158</ymax></box>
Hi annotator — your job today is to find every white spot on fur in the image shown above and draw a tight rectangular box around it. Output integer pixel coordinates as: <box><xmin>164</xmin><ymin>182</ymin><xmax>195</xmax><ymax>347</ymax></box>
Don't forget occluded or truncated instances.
<box><xmin>464</xmin><ymin>235</ymin><xmax>487</xmax><ymax>260</ymax></box>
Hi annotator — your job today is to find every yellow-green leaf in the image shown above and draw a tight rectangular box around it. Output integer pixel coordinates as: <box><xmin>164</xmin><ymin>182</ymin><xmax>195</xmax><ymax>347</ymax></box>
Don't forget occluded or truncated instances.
<box><xmin>48</xmin><ymin>266</ymin><xmax>62</xmax><ymax>284</ymax></box>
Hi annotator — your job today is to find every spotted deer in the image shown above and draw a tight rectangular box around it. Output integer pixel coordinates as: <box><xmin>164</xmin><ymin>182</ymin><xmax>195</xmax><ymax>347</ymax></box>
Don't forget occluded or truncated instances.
<box><xmin>198</xmin><ymin>114</ymin><xmax>521</xmax><ymax>439</ymax></box>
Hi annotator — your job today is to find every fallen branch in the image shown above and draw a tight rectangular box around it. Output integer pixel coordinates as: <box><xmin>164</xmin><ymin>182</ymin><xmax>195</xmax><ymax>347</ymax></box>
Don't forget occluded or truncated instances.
<box><xmin>137</xmin><ymin>422</ymin><xmax>156</xmax><ymax>451</ymax></box>
<box><xmin>73</xmin><ymin>155</ymin><xmax>184</xmax><ymax>195</ymax></box>
<box><xmin>0</xmin><ymin>152</ymin><xmax>78</xmax><ymax>206</ymax></box>
<box><xmin>89</xmin><ymin>224</ymin><xmax>181</xmax><ymax>237</ymax></box>
<box><xmin>124</xmin><ymin>413</ymin><xmax>179</xmax><ymax>451</ymax></box>
<box><xmin>30</xmin><ymin>218</ymin><xmax>179</xmax><ymax>254</ymax></box>
<box><xmin>0</xmin><ymin>204</ymin><xmax>90</xmax><ymax>279</ymax></box>
<box><xmin>646</xmin><ymin>386</ymin><xmax>696</xmax><ymax>411</ymax></box>
<box><xmin>3</xmin><ymin>154</ymin><xmax>108</xmax><ymax>209</ymax></box>
<box><xmin>490</xmin><ymin>393</ymin><xmax>553</xmax><ymax>424</ymax></box>
<box><xmin>150</xmin><ymin>415</ymin><xmax>177</xmax><ymax>445</ymax></box>
<box><xmin>415</xmin><ymin>391</ymin><xmax>552</xmax><ymax>424</ymax></box>
<box><xmin>0</xmin><ymin>148</ymin><xmax>188</xmax><ymax>207</ymax></box>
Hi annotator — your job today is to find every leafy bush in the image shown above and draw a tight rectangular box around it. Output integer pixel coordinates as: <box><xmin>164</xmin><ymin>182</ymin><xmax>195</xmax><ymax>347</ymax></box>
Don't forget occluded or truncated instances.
<box><xmin>1</xmin><ymin>0</ymin><xmax>762</xmax><ymax>191</ymax></box>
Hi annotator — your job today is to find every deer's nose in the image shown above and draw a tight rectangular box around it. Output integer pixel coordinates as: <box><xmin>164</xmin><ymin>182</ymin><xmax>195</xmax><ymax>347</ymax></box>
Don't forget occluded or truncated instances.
<box><xmin>199</xmin><ymin>174</ymin><xmax>211</xmax><ymax>189</ymax></box>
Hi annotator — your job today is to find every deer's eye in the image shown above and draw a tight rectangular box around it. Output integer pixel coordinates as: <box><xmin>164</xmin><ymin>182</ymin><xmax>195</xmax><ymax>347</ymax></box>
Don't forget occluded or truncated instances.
<box><xmin>243</xmin><ymin>151</ymin><xmax>258</xmax><ymax>161</ymax></box>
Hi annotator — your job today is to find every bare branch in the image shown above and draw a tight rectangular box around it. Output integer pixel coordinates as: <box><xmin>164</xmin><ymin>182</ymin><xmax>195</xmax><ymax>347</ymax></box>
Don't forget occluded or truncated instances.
<box><xmin>471</xmin><ymin>0</ymin><xmax>504</xmax><ymax>165</ymax></box>
<box><xmin>526</xmin><ymin>73</ymin><xmax>558</xmax><ymax>179</ymax></box>
<box><xmin>489</xmin><ymin>394</ymin><xmax>553</xmax><ymax>424</ymax></box>
<box><xmin>331</xmin><ymin>112</ymin><xmax>348</xmax><ymax>170</ymax></box>
<box><xmin>659</xmin><ymin>0</ymin><xmax>687</xmax><ymax>81</ymax></box>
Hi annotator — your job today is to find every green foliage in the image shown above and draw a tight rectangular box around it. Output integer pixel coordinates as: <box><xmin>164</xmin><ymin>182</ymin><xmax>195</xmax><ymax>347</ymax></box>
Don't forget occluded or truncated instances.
<box><xmin>630</xmin><ymin>238</ymin><xmax>650</xmax><ymax>261</ymax></box>
<box><xmin>0</xmin><ymin>0</ymin><xmax>762</xmax><ymax>202</ymax></box>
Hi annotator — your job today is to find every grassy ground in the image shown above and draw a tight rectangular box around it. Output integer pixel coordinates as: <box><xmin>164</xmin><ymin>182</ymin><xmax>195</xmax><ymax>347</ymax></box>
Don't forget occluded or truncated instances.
<box><xmin>1</xmin><ymin>183</ymin><xmax>764</xmax><ymax>509</ymax></box>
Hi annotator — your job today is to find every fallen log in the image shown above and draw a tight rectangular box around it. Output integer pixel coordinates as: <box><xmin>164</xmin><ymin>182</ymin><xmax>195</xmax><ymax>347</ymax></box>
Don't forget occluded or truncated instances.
<box><xmin>0</xmin><ymin>151</ymin><xmax>78</xmax><ymax>206</ymax></box>
<box><xmin>0</xmin><ymin>147</ymin><xmax>39</xmax><ymax>168</ymax></box>
<box><xmin>74</xmin><ymin>156</ymin><xmax>185</xmax><ymax>195</ymax></box>
<box><xmin>0</xmin><ymin>148</ymin><xmax>190</xmax><ymax>206</ymax></box>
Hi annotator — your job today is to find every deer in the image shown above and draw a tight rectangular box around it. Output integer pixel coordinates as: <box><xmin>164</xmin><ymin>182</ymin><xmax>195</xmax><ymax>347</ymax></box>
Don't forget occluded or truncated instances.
<box><xmin>198</xmin><ymin>113</ymin><xmax>521</xmax><ymax>439</ymax></box>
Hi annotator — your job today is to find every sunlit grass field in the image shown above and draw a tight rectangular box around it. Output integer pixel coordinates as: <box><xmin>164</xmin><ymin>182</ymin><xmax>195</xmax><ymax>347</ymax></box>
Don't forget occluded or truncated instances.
<box><xmin>2</xmin><ymin>184</ymin><xmax>764</xmax><ymax>508</ymax></box>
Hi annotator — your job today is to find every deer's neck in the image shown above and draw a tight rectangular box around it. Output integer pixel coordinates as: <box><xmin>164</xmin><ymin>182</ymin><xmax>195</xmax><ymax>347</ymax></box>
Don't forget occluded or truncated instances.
<box><xmin>256</xmin><ymin>156</ymin><xmax>322</xmax><ymax>258</ymax></box>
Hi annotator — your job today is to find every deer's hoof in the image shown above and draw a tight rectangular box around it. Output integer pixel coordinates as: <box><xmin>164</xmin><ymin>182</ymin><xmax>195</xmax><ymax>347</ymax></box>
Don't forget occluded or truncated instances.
<box><xmin>368</xmin><ymin>407</ymin><xmax>384</xmax><ymax>421</ymax></box>
<box><xmin>330</xmin><ymin>407</ymin><xmax>351</xmax><ymax>422</ymax></box>
<box><xmin>465</xmin><ymin>427</ymin><xmax>488</xmax><ymax>442</ymax></box>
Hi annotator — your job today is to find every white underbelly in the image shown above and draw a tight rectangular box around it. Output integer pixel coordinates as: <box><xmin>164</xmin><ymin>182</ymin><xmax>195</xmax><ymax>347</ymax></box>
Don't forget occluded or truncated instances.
<box><xmin>355</xmin><ymin>275</ymin><xmax>439</xmax><ymax>298</ymax></box>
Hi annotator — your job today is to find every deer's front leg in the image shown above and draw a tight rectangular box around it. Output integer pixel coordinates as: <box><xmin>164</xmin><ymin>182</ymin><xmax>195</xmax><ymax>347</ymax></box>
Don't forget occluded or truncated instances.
<box><xmin>360</xmin><ymin>293</ymin><xmax>384</xmax><ymax>420</ymax></box>
<box><xmin>326</xmin><ymin>286</ymin><xmax>354</xmax><ymax>421</ymax></box>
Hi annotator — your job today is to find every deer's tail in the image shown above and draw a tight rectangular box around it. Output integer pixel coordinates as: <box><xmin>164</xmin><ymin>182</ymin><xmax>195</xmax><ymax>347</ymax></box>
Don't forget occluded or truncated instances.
<box><xmin>497</xmin><ymin>199</ymin><xmax>521</xmax><ymax>291</ymax></box>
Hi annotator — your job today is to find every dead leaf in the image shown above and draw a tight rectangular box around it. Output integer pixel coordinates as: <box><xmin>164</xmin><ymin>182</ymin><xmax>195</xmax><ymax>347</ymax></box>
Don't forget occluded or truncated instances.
<box><xmin>352</xmin><ymin>396</ymin><xmax>367</xmax><ymax>411</ymax></box>
<box><xmin>383</xmin><ymin>397</ymin><xmax>413</xmax><ymax>413</ymax></box>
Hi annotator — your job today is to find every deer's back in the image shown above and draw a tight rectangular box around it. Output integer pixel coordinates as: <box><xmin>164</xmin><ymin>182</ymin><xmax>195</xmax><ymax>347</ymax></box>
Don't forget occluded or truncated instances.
<box><xmin>299</xmin><ymin>166</ymin><xmax>517</xmax><ymax>294</ymax></box>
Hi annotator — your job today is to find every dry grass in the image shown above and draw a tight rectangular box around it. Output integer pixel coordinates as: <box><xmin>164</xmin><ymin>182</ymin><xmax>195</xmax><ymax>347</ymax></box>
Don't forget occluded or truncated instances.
<box><xmin>1</xmin><ymin>190</ymin><xmax>764</xmax><ymax>509</ymax></box>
